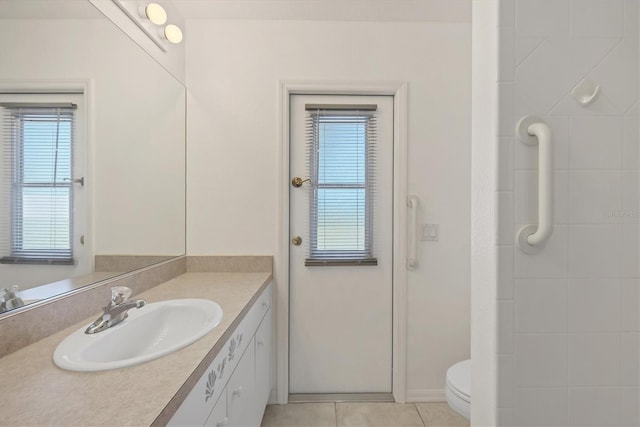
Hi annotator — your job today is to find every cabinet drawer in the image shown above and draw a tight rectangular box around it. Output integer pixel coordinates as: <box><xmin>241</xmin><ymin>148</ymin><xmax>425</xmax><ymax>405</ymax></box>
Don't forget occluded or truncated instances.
<box><xmin>226</xmin><ymin>283</ymin><xmax>271</xmax><ymax>375</ymax></box>
<box><xmin>224</xmin><ymin>283</ymin><xmax>271</xmax><ymax>384</ymax></box>
<box><xmin>169</xmin><ymin>338</ymin><xmax>229</xmax><ymax>426</ymax></box>
<box><xmin>204</xmin><ymin>391</ymin><xmax>227</xmax><ymax>427</ymax></box>
<box><xmin>241</xmin><ymin>283</ymin><xmax>271</xmax><ymax>344</ymax></box>
<box><xmin>227</xmin><ymin>338</ymin><xmax>256</xmax><ymax>427</ymax></box>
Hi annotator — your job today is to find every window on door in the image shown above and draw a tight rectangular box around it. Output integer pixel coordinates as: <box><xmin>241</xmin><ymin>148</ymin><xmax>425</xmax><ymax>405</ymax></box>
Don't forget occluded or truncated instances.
<box><xmin>305</xmin><ymin>104</ymin><xmax>378</xmax><ymax>266</ymax></box>
<box><xmin>0</xmin><ymin>102</ymin><xmax>78</xmax><ymax>264</ymax></box>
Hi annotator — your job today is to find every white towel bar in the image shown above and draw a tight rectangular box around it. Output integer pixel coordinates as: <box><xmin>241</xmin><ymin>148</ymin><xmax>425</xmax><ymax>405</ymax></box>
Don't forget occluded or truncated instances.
<box><xmin>408</xmin><ymin>196</ymin><xmax>419</xmax><ymax>269</ymax></box>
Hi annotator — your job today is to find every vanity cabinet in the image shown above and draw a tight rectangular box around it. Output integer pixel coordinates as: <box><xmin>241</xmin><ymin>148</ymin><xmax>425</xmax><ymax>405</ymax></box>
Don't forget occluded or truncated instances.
<box><xmin>169</xmin><ymin>283</ymin><xmax>273</xmax><ymax>427</ymax></box>
<box><xmin>255</xmin><ymin>309</ymin><xmax>272</xmax><ymax>412</ymax></box>
<box><xmin>226</xmin><ymin>338</ymin><xmax>256</xmax><ymax>426</ymax></box>
<box><xmin>203</xmin><ymin>392</ymin><xmax>226</xmax><ymax>427</ymax></box>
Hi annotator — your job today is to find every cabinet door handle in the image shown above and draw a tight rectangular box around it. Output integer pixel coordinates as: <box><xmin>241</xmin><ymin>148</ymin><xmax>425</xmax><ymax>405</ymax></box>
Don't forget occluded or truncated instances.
<box><xmin>216</xmin><ymin>417</ymin><xmax>229</xmax><ymax>427</ymax></box>
<box><xmin>262</xmin><ymin>302</ymin><xmax>268</xmax><ymax>309</ymax></box>
<box><xmin>257</xmin><ymin>340</ymin><xmax>264</xmax><ymax>347</ymax></box>
<box><xmin>232</xmin><ymin>386</ymin><xmax>243</xmax><ymax>398</ymax></box>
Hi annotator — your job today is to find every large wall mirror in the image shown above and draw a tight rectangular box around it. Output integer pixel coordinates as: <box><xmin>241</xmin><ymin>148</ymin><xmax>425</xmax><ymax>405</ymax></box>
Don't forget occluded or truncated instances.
<box><xmin>0</xmin><ymin>0</ymin><xmax>186</xmax><ymax>313</ymax></box>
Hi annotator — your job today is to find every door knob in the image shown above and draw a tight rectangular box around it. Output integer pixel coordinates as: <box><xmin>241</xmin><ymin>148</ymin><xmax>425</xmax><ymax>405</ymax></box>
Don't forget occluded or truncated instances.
<box><xmin>291</xmin><ymin>236</ymin><xmax>302</xmax><ymax>246</ymax></box>
<box><xmin>291</xmin><ymin>177</ymin><xmax>311</xmax><ymax>188</ymax></box>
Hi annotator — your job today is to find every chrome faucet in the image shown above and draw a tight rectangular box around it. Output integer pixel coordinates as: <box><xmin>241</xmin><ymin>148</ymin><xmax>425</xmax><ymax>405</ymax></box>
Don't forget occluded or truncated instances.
<box><xmin>0</xmin><ymin>285</ymin><xmax>25</xmax><ymax>313</ymax></box>
<box><xmin>85</xmin><ymin>286</ymin><xmax>146</xmax><ymax>334</ymax></box>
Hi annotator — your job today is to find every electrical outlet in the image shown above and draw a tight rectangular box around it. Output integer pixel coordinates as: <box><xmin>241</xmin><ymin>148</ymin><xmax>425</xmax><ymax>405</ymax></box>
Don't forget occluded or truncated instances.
<box><xmin>421</xmin><ymin>224</ymin><xmax>439</xmax><ymax>241</ymax></box>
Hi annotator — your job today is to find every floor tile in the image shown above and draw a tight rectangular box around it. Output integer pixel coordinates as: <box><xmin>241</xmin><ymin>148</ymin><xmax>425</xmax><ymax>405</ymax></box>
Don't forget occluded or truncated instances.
<box><xmin>261</xmin><ymin>403</ymin><xmax>337</xmax><ymax>427</ymax></box>
<box><xmin>415</xmin><ymin>403</ymin><xmax>469</xmax><ymax>427</ymax></box>
<box><xmin>336</xmin><ymin>403</ymin><xmax>424</xmax><ymax>427</ymax></box>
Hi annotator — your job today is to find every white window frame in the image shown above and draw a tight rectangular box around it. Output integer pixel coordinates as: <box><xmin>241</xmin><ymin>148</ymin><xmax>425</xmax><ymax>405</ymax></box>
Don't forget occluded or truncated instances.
<box><xmin>0</xmin><ymin>91</ymin><xmax>85</xmax><ymax>266</ymax></box>
<box><xmin>306</xmin><ymin>109</ymin><xmax>377</xmax><ymax>265</ymax></box>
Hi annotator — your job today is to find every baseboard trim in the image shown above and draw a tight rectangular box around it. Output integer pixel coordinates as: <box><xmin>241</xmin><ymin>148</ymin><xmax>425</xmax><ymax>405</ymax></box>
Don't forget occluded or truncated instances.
<box><xmin>406</xmin><ymin>389</ymin><xmax>446</xmax><ymax>403</ymax></box>
<box><xmin>289</xmin><ymin>393</ymin><xmax>395</xmax><ymax>403</ymax></box>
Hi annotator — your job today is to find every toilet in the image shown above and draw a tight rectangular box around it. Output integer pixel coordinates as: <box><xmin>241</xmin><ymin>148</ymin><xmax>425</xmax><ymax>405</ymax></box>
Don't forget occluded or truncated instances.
<box><xmin>445</xmin><ymin>359</ymin><xmax>470</xmax><ymax>420</ymax></box>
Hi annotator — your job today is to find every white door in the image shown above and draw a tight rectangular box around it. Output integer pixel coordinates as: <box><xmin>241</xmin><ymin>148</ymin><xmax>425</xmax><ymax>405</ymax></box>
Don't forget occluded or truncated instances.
<box><xmin>289</xmin><ymin>94</ymin><xmax>394</xmax><ymax>394</ymax></box>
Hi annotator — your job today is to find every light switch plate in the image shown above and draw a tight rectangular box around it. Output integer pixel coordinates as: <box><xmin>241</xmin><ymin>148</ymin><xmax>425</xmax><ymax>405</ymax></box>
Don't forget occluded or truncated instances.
<box><xmin>421</xmin><ymin>224</ymin><xmax>439</xmax><ymax>241</ymax></box>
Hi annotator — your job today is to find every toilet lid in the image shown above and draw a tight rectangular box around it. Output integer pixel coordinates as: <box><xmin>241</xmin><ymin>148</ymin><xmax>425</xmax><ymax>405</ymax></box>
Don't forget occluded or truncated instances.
<box><xmin>446</xmin><ymin>360</ymin><xmax>470</xmax><ymax>400</ymax></box>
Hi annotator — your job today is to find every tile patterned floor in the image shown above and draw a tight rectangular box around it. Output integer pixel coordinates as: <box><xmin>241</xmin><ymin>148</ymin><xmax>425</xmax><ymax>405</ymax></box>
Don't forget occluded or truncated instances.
<box><xmin>260</xmin><ymin>402</ymin><xmax>470</xmax><ymax>427</ymax></box>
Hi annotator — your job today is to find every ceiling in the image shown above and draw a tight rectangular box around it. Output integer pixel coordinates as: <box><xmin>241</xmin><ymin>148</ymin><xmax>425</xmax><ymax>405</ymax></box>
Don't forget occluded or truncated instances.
<box><xmin>0</xmin><ymin>0</ymin><xmax>103</xmax><ymax>18</ymax></box>
<box><xmin>0</xmin><ymin>0</ymin><xmax>470</xmax><ymax>23</ymax></box>
<box><xmin>172</xmin><ymin>0</ymin><xmax>471</xmax><ymax>22</ymax></box>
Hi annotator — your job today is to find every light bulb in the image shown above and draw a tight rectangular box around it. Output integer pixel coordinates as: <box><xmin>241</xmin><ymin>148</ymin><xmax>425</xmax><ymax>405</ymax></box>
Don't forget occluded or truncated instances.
<box><xmin>145</xmin><ymin>3</ymin><xmax>167</xmax><ymax>25</ymax></box>
<box><xmin>164</xmin><ymin>24</ymin><xmax>183</xmax><ymax>44</ymax></box>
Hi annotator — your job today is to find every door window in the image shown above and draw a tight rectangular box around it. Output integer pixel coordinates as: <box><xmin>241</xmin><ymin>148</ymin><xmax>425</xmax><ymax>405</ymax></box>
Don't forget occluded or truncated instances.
<box><xmin>305</xmin><ymin>105</ymin><xmax>377</xmax><ymax>265</ymax></box>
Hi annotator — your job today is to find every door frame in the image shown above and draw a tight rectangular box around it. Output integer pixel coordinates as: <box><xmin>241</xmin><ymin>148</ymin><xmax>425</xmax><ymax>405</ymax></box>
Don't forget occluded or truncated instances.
<box><xmin>276</xmin><ymin>81</ymin><xmax>408</xmax><ymax>404</ymax></box>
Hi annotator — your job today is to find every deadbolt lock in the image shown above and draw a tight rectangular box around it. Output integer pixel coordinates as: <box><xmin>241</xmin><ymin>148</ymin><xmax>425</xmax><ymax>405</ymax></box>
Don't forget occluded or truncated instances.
<box><xmin>291</xmin><ymin>236</ymin><xmax>302</xmax><ymax>246</ymax></box>
<box><xmin>291</xmin><ymin>177</ymin><xmax>311</xmax><ymax>188</ymax></box>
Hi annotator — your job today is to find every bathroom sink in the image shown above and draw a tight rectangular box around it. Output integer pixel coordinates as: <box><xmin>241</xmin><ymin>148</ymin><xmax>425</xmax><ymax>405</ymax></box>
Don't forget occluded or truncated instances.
<box><xmin>53</xmin><ymin>299</ymin><xmax>223</xmax><ymax>372</ymax></box>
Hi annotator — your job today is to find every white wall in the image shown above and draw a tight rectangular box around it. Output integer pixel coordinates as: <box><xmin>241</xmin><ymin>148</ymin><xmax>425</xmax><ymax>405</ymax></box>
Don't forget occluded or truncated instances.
<box><xmin>471</xmin><ymin>0</ymin><xmax>498</xmax><ymax>424</ymax></box>
<box><xmin>495</xmin><ymin>0</ymin><xmax>640</xmax><ymax>424</ymax></box>
<box><xmin>186</xmin><ymin>19</ymin><xmax>471</xmax><ymax>398</ymax></box>
<box><xmin>0</xmin><ymin>17</ymin><xmax>185</xmax><ymax>290</ymax></box>
<box><xmin>90</xmin><ymin>0</ymin><xmax>186</xmax><ymax>84</ymax></box>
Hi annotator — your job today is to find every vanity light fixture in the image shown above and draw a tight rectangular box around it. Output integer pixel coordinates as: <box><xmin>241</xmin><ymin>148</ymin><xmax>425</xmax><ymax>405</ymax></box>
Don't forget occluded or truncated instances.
<box><xmin>116</xmin><ymin>0</ymin><xmax>183</xmax><ymax>51</ymax></box>
<box><xmin>164</xmin><ymin>24</ymin><xmax>183</xmax><ymax>44</ymax></box>
<box><xmin>143</xmin><ymin>3</ymin><xmax>167</xmax><ymax>25</ymax></box>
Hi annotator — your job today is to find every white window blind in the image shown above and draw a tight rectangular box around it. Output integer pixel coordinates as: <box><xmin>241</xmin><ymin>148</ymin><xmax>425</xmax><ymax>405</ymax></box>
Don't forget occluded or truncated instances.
<box><xmin>305</xmin><ymin>104</ymin><xmax>377</xmax><ymax>266</ymax></box>
<box><xmin>0</xmin><ymin>103</ymin><xmax>76</xmax><ymax>264</ymax></box>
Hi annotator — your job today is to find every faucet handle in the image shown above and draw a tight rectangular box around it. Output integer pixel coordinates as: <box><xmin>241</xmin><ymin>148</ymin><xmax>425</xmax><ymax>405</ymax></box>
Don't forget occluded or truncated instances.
<box><xmin>111</xmin><ymin>286</ymin><xmax>132</xmax><ymax>305</ymax></box>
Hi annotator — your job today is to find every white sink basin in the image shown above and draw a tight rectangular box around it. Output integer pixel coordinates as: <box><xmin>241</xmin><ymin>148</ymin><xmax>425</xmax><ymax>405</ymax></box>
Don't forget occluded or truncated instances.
<box><xmin>53</xmin><ymin>299</ymin><xmax>223</xmax><ymax>372</ymax></box>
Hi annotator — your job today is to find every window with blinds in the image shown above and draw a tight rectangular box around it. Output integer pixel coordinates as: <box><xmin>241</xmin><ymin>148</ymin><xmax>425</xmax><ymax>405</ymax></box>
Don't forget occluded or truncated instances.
<box><xmin>0</xmin><ymin>104</ymin><xmax>77</xmax><ymax>264</ymax></box>
<box><xmin>305</xmin><ymin>104</ymin><xmax>377</xmax><ymax>266</ymax></box>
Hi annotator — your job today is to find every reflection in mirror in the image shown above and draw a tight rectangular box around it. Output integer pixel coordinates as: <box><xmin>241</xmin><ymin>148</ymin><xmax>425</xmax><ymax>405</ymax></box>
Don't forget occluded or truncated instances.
<box><xmin>0</xmin><ymin>0</ymin><xmax>186</xmax><ymax>313</ymax></box>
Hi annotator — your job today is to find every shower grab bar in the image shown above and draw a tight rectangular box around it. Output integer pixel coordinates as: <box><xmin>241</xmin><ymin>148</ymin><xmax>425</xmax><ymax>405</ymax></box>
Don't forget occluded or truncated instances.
<box><xmin>516</xmin><ymin>116</ymin><xmax>554</xmax><ymax>254</ymax></box>
<box><xmin>408</xmin><ymin>195</ymin><xmax>419</xmax><ymax>269</ymax></box>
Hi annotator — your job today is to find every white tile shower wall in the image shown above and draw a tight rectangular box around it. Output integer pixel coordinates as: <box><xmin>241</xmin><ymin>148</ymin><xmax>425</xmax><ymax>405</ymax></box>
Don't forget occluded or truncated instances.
<box><xmin>497</xmin><ymin>0</ymin><xmax>640</xmax><ymax>424</ymax></box>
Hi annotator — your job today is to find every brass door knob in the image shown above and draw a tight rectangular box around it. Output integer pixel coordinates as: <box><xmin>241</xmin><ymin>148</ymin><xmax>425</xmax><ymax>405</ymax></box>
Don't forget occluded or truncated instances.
<box><xmin>291</xmin><ymin>236</ymin><xmax>302</xmax><ymax>246</ymax></box>
<box><xmin>291</xmin><ymin>177</ymin><xmax>311</xmax><ymax>188</ymax></box>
